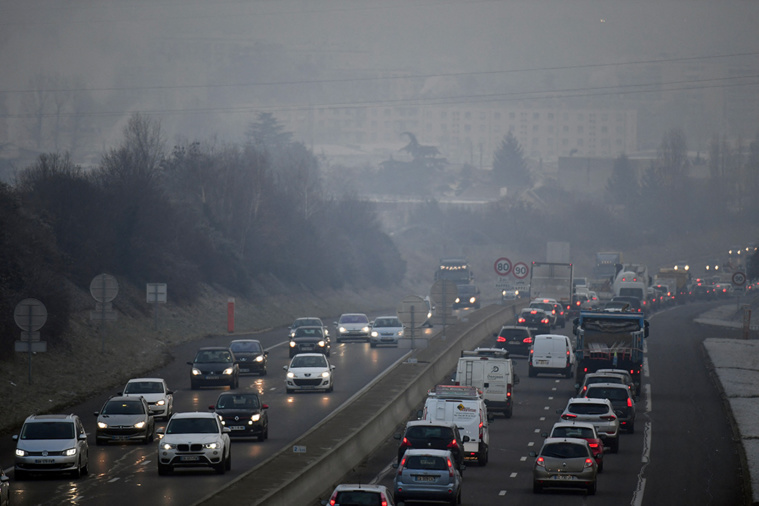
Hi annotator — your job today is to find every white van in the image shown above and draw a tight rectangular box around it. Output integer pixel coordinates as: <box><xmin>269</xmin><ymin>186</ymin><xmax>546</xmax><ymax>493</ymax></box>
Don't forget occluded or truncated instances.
<box><xmin>529</xmin><ymin>334</ymin><xmax>575</xmax><ymax>378</ymax></box>
<box><xmin>454</xmin><ymin>348</ymin><xmax>519</xmax><ymax>418</ymax></box>
<box><xmin>421</xmin><ymin>385</ymin><xmax>491</xmax><ymax>466</ymax></box>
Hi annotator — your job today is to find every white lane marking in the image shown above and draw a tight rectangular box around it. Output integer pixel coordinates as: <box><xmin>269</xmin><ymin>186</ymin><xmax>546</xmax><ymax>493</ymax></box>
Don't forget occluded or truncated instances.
<box><xmin>539</xmin><ymin>416</ymin><xmax>545</xmax><ymax>421</ymax></box>
<box><xmin>533</xmin><ymin>428</ymin><xmax>540</xmax><ymax>433</ymax></box>
<box><xmin>527</xmin><ymin>441</ymin><xmax>534</xmax><ymax>447</ymax></box>
<box><xmin>509</xmin><ymin>472</ymin><xmax>517</xmax><ymax>478</ymax></box>
<box><xmin>644</xmin><ymin>384</ymin><xmax>652</xmax><ymax>413</ymax></box>
<box><xmin>544</xmin><ymin>406</ymin><xmax>550</xmax><ymax>410</ymax></box>
<box><xmin>643</xmin><ymin>357</ymin><xmax>650</xmax><ymax>378</ymax></box>
<box><xmin>141</xmin><ymin>460</ymin><xmax>151</xmax><ymax>465</ymax></box>
<box><xmin>520</xmin><ymin>456</ymin><xmax>527</xmax><ymax>461</ymax></box>
<box><xmin>108</xmin><ymin>477</ymin><xmax>120</xmax><ymax>483</ymax></box>
<box><xmin>641</xmin><ymin>421</ymin><xmax>652</xmax><ymax>464</ymax></box>
<box><xmin>552</xmin><ymin>387</ymin><xmax>557</xmax><ymax>391</ymax></box>
<box><xmin>632</xmin><ymin>421</ymin><xmax>652</xmax><ymax>506</ymax></box>
<box><xmin>499</xmin><ymin>490</ymin><xmax>507</xmax><ymax>495</ymax></box>
<box><xmin>548</xmin><ymin>396</ymin><xmax>554</xmax><ymax>400</ymax></box>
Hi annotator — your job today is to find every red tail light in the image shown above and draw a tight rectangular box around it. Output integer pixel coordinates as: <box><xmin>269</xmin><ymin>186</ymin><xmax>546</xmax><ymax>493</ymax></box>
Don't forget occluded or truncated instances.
<box><xmin>584</xmin><ymin>458</ymin><xmax>594</xmax><ymax>468</ymax></box>
<box><xmin>497</xmin><ymin>336</ymin><xmax>506</xmax><ymax>342</ymax></box>
<box><xmin>518</xmin><ymin>317</ymin><xmax>526</xmax><ymax>324</ymax></box>
<box><xmin>398</xmin><ymin>456</ymin><xmax>406</xmax><ymax>475</ymax></box>
<box><xmin>600</xmin><ymin>414</ymin><xmax>617</xmax><ymax>421</ymax></box>
<box><xmin>588</xmin><ymin>442</ymin><xmax>599</xmax><ymax>448</ymax></box>
<box><xmin>448</xmin><ymin>458</ymin><xmax>454</xmax><ymax>477</ymax></box>
<box><xmin>536</xmin><ymin>456</ymin><xmax>545</xmax><ymax>467</ymax></box>
<box><xmin>447</xmin><ymin>439</ymin><xmax>459</xmax><ymax>450</ymax></box>
<box><xmin>561</xmin><ymin>413</ymin><xmax>577</xmax><ymax>419</ymax></box>
<box><xmin>400</xmin><ymin>437</ymin><xmax>411</xmax><ymax>449</ymax></box>
<box><xmin>524</xmin><ymin>336</ymin><xmax>533</xmax><ymax>344</ymax></box>
<box><xmin>507</xmin><ymin>384</ymin><xmax>512</xmax><ymax>398</ymax></box>
<box><xmin>627</xmin><ymin>397</ymin><xmax>633</xmax><ymax>408</ymax></box>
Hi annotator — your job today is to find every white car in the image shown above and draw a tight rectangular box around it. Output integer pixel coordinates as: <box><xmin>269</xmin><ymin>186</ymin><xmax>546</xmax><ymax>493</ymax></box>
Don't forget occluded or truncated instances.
<box><xmin>370</xmin><ymin>316</ymin><xmax>404</xmax><ymax>347</ymax></box>
<box><xmin>334</xmin><ymin>313</ymin><xmax>371</xmax><ymax>342</ymax></box>
<box><xmin>13</xmin><ymin>414</ymin><xmax>90</xmax><ymax>479</ymax></box>
<box><xmin>283</xmin><ymin>353</ymin><xmax>335</xmax><ymax>393</ymax></box>
<box><xmin>121</xmin><ymin>377</ymin><xmax>174</xmax><ymax>420</ymax></box>
<box><xmin>156</xmin><ymin>412</ymin><xmax>231</xmax><ymax>475</ymax></box>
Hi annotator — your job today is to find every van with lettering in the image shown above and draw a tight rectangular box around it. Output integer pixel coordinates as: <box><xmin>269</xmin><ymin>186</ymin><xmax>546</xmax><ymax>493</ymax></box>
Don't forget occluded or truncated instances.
<box><xmin>420</xmin><ymin>385</ymin><xmax>492</xmax><ymax>466</ymax></box>
<box><xmin>454</xmin><ymin>348</ymin><xmax>519</xmax><ymax>418</ymax></box>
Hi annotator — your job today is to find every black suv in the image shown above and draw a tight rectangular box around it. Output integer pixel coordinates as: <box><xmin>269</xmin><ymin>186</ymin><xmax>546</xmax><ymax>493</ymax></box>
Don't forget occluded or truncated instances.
<box><xmin>494</xmin><ymin>325</ymin><xmax>534</xmax><ymax>355</ymax></box>
<box><xmin>289</xmin><ymin>326</ymin><xmax>331</xmax><ymax>357</ymax></box>
<box><xmin>209</xmin><ymin>392</ymin><xmax>269</xmax><ymax>441</ymax></box>
<box><xmin>394</xmin><ymin>420</ymin><xmax>468</xmax><ymax>473</ymax></box>
<box><xmin>516</xmin><ymin>308</ymin><xmax>551</xmax><ymax>335</ymax></box>
<box><xmin>188</xmin><ymin>347</ymin><xmax>240</xmax><ymax>390</ymax></box>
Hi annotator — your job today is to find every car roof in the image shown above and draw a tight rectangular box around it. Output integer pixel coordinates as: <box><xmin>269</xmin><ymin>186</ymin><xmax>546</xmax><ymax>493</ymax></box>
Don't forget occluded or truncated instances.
<box><xmin>566</xmin><ymin>397</ymin><xmax>613</xmax><ymax>407</ymax></box>
<box><xmin>500</xmin><ymin>325</ymin><xmax>531</xmax><ymax>330</ymax></box>
<box><xmin>543</xmin><ymin>437</ymin><xmax>591</xmax><ymax>447</ymax></box>
<box><xmin>595</xmin><ymin>368</ymin><xmax>632</xmax><ymax>377</ymax></box>
<box><xmin>106</xmin><ymin>395</ymin><xmax>142</xmax><ymax>402</ymax></box>
<box><xmin>170</xmin><ymin>411</ymin><xmax>218</xmax><ymax>419</ymax></box>
<box><xmin>126</xmin><ymin>377</ymin><xmax>166</xmax><ymax>383</ymax></box>
<box><xmin>521</xmin><ymin>307</ymin><xmax>546</xmax><ymax>313</ymax></box>
<box><xmin>404</xmin><ymin>419</ymin><xmax>458</xmax><ymax>429</ymax></box>
<box><xmin>374</xmin><ymin>315</ymin><xmax>400</xmax><ymax>320</ymax></box>
<box><xmin>197</xmin><ymin>346</ymin><xmax>231</xmax><ymax>351</ymax></box>
<box><xmin>24</xmin><ymin>414</ymin><xmax>77</xmax><ymax>423</ymax></box>
<box><xmin>586</xmin><ymin>382</ymin><xmax>630</xmax><ymax>391</ymax></box>
<box><xmin>230</xmin><ymin>338</ymin><xmax>262</xmax><ymax>343</ymax></box>
<box><xmin>551</xmin><ymin>420</ymin><xmax>597</xmax><ymax>430</ymax></box>
<box><xmin>331</xmin><ymin>483</ymin><xmax>392</xmax><ymax>494</ymax></box>
<box><xmin>402</xmin><ymin>448</ymin><xmax>455</xmax><ymax>458</ymax></box>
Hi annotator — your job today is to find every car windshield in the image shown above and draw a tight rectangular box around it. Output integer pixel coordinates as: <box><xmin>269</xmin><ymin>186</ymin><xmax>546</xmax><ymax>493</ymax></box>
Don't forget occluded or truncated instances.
<box><xmin>404</xmin><ymin>455</ymin><xmax>448</xmax><ymax>470</ymax></box>
<box><xmin>585</xmin><ymin>376</ymin><xmax>624</xmax><ymax>387</ymax></box>
<box><xmin>334</xmin><ymin>491</ymin><xmax>383</xmax><ymax>506</ymax></box>
<box><xmin>530</xmin><ymin>303</ymin><xmax>554</xmax><ymax>312</ymax></box>
<box><xmin>457</xmin><ymin>285</ymin><xmax>477</xmax><ymax>295</ymax></box>
<box><xmin>587</xmin><ymin>388</ymin><xmax>629</xmax><ymax>401</ymax></box>
<box><xmin>568</xmin><ymin>403</ymin><xmax>610</xmax><ymax>415</ymax></box>
<box><xmin>373</xmin><ymin>318</ymin><xmax>400</xmax><ymax>328</ymax></box>
<box><xmin>102</xmin><ymin>400</ymin><xmax>145</xmax><ymax>415</ymax></box>
<box><xmin>552</xmin><ymin>427</ymin><xmax>595</xmax><ymax>439</ymax></box>
<box><xmin>216</xmin><ymin>394</ymin><xmax>260</xmax><ymax>409</ymax></box>
<box><xmin>166</xmin><ymin>417</ymin><xmax>219</xmax><ymax>434</ymax></box>
<box><xmin>541</xmin><ymin>443</ymin><xmax>589</xmax><ymax>459</ymax></box>
<box><xmin>340</xmin><ymin>315</ymin><xmax>368</xmax><ymax>324</ymax></box>
<box><xmin>290</xmin><ymin>355</ymin><xmax>327</xmax><ymax>368</ymax></box>
<box><xmin>124</xmin><ymin>381</ymin><xmax>164</xmax><ymax>394</ymax></box>
<box><xmin>406</xmin><ymin>426</ymin><xmax>453</xmax><ymax>440</ymax></box>
<box><xmin>230</xmin><ymin>341</ymin><xmax>261</xmax><ymax>353</ymax></box>
<box><xmin>21</xmin><ymin>422</ymin><xmax>75</xmax><ymax>440</ymax></box>
<box><xmin>500</xmin><ymin>329</ymin><xmax>527</xmax><ymax>338</ymax></box>
<box><xmin>293</xmin><ymin>319</ymin><xmax>321</xmax><ymax>328</ymax></box>
<box><xmin>195</xmin><ymin>350</ymin><xmax>232</xmax><ymax>363</ymax></box>
<box><xmin>294</xmin><ymin>328</ymin><xmax>323</xmax><ymax>338</ymax></box>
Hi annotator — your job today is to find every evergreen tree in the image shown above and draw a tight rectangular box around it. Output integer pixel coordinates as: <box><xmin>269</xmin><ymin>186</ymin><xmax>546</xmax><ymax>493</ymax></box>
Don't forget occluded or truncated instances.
<box><xmin>492</xmin><ymin>131</ymin><xmax>531</xmax><ymax>188</ymax></box>
<box><xmin>605</xmin><ymin>153</ymin><xmax>638</xmax><ymax>209</ymax></box>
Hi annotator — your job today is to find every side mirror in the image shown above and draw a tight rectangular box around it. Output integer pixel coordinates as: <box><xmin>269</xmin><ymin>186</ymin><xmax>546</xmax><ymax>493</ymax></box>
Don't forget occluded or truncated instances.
<box><xmin>93</xmin><ymin>412</ymin><xmax>99</xmax><ymax>417</ymax></box>
<box><xmin>556</xmin><ymin>409</ymin><xmax>562</xmax><ymax>415</ymax></box>
<box><xmin>416</xmin><ymin>409</ymin><xmax>423</xmax><ymax>419</ymax></box>
<box><xmin>156</xmin><ymin>427</ymin><xmax>165</xmax><ymax>436</ymax></box>
<box><xmin>529</xmin><ymin>451</ymin><xmax>537</xmax><ymax>457</ymax></box>
<box><xmin>208</xmin><ymin>405</ymin><xmax>215</xmax><ymax>411</ymax></box>
<box><xmin>541</xmin><ymin>431</ymin><xmax>548</xmax><ymax>438</ymax></box>
<box><xmin>330</xmin><ymin>365</ymin><xmax>336</xmax><ymax>370</ymax></box>
<box><xmin>392</xmin><ymin>463</ymin><xmax>399</xmax><ymax>469</ymax></box>
<box><xmin>393</xmin><ymin>432</ymin><xmax>401</xmax><ymax>440</ymax></box>
<box><xmin>186</xmin><ymin>361</ymin><xmax>193</xmax><ymax>366</ymax></box>
<box><xmin>282</xmin><ymin>365</ymin><xmax>289</xmax><ymax>371</ymax></box>
<box><xmin>262</xmin><ymin>404</ymin><xmax>269</xmax><ymax>410</ymax></box>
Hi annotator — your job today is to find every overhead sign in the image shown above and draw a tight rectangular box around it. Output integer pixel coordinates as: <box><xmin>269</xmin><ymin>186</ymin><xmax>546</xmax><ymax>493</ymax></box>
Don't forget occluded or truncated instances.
<box><xmin>513</xmin><ymin>262</ymin><xmax>529</xmax><ymax>279</ymax></box>
<box><xmin>494</xmin><ymin>257</ymin><xmax>512</xmax><ymax>276</ymax></box>
<box><xmin>732</xmin><ymin>271</ymin><xmax>747</xmax><ymax>286</ymax></box>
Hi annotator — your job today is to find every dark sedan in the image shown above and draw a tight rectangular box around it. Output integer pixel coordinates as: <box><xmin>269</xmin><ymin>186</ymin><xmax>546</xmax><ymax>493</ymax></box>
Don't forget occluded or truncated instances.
<box><xmin>229</xmin><ymin>339</ymin><xmax>268</xmax><ymax>376</ymax></box>
<box><xmin>209</xmin><ymin>392</ymin><xmax>269</xmax><ymax>441</ymax></box>
<box><xmin>289</xmin><ymin>326</ymin><xmax>331</xmax><ymax>357</ymax></box>
<box><xmin>188</xmin><ymin>347</ymin><xmax>240</xmax><ymax>389</ymax></box>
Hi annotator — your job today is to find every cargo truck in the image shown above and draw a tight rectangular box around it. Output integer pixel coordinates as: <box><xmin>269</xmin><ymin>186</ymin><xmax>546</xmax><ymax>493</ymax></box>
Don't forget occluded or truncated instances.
<box><xmin>529</xmin><ymin>261</ymin><xmax>574</xmax><ymax>313</ymax></box>
<box><xmin>573</xmin><ymin>311</ymin><xmax>649</xmax><ymax>390</ymax></box>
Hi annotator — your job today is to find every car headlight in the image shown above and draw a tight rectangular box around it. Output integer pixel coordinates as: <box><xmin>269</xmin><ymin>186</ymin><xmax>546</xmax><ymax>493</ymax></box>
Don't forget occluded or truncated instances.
<box><xmin>97</xmin><ymin>422</ymin><xmax>108</xmax><ymax>429</ymax></box>
<box><xmin>371</xmin><ymin>331</ymin><xmax>379</xmax><ymax>338</ymax></box>
<box><xmin>339</xmin><ymin>326</ymin><xmax>347</xmax><ymax>333</ymax></box>
<box><xmin>397</xmin><ymin>329</ymin><xmax>404</xmax><ymax>337</ymax></box>
<box><xmin>469</xmin><ymin>296</ymin><xmax>476</xmax><ymax>304</ymax></box>
<box><xmin>191</xmin><ymin>368</ymin><xmax>202</xmax><ymax>375</ymax></box>
<box><xmin>222</xmin><ymin>367</ymin><xmax>234</xmax><ymax>375</ymax></box>
<box><xmin>251</xmin><ymin>414</ymin><xmax>261</xmax><ymax>422</ymax></box>
<box><xmin>156</xmin><ymin>399</ymin><xmax>166</xmax><ymax>406</ymax></box>
<box><xmin>289</xmin><ymin>341</ymin><xmax>297</xmax><ymax>348</ymax></box>
<box><xmin>65</xmin><ymin>448</ymin><xmax>77</xmax><ymax>457</ymax></box>
<box><xmin>15</xmin><ymin>448</ymin><xmax>27</xmax><ymax>457</ymax></box>
<box><xmin>204</xmin><ymin>442</ymin><xmax>219</xmax><ymax>449</ymax></box>
<box><xmin>161</xmin><ymin>442</ymin><xmax>176</xmax><ymax>450</ymax></box>
<box><xmin>361</xmin><ymin>326</ymin><xmax>370</xmax><ymax>333</ymax></box>
<box><xmin>321</xmin><ymin>371</ymin><xmax>331</xmax><ymax>378</ymax></box>
<box><xmin>134</xmin><ymin>421</ymin><xmax>146</xmax><ymax>429</ymax></box>
<box><xmin>455</xmin><ymin>297</ymin><xmax>461</xmax><ymax>303</ymax></box>
<box><xmin>289</xmin><ymin>331</ymin><xmax>296</xmax><ymax>338</ymax></box>
<box><xmin>287</xmin><ymin>372</ymin><xmax>295</xmax><ymax>379</ymax></box>
<box><xmin>255</xmin><ymin>355</ymin><xmax>264</xmax><ymax>362</ymax></box>
<box><xmin>318</xmin><ymin>340</ymin><xmax>326</xmax><ymax>347</ymax></box>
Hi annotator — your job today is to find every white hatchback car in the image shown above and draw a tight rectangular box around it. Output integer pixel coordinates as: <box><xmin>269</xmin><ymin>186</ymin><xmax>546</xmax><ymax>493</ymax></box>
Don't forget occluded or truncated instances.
<box><xmin>558</xmin><ymin>397</ymin><xmax>620</xmax><ymax>453</ymax></box>
<box><xmin>369</xmin><ymin>316</ymin><xmax>404</xmax><ymax>347</ymax></box>
<box><xmin>283</xmin><ymin>353</ymin><xmax>335</xmax><ymax>393</ymax></box>
<box><xmin>121</xmin><ymin>377</ymin><xmax>174</xmax><ymax>420</ymax></box>
<box><xmin>156</xmin><ymin>412</ymin><xmax>231</xmax><ymax>475</ymax></box>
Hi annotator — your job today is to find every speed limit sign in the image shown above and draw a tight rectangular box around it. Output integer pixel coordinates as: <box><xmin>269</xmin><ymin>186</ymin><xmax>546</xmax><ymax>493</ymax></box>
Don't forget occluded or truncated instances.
<box><xmin>494</xmin><ymin>257</ymin><xmax>512</xmax><ymax>276</ymax></box>
<box><xmin>513</xmin><ymin>262</ymin><xmax>529</xmax><ymax>279</ymax></box>
<box><xmin>732</xmin><ymin>271</ymin><xmax>746</xmax><ymax>286</ymax></box>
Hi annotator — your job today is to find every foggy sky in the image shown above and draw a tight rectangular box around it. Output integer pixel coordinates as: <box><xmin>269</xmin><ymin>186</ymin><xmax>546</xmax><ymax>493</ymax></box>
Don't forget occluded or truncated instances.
<box><xmin>2</xmin><ymin>0</ymin><xmax>759</xmax><ymax>150</ymax></box>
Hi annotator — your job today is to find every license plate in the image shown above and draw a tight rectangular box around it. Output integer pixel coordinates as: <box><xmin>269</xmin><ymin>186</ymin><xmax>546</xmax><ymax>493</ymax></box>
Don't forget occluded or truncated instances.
<box><xmin>229</xmin><ymin>426</ymin><xmax>246</xmax><ymax>430</ymax></box>
<box><xmin>536</xmin><ymin>359</ymin><xmax>549</xmax><ymax>365</ymax></box>
<box><xmin>553</xmin><ymin>474</ymin><xmax>575</xmax><ymax>480</ymax></box>
<box><xmin>35</xmin><ymin>459</ymin><xmax>54</xmax><ymax>464</ymax></box>
<box><xmin>413</xmin><ymin>475</ymin><xmax>436</xmax><ymax>482</ymax></box>
<box><xmin>239</xmin><ymin>368</ymin><xmax>250</xmax><ymax>373</ymax></box>
<box><xmin>180</xmin><ymin>456</ymin><xmax>200</xmax><ymax>462</ymax></box>
<box><xmin>205</xmin><ymin>375</ymin><xmax>218</xmax><ymax>380</ymax></box>
<box><xmin>300</xmin><ymin>385</ymin><xmax>315</xmax><ymax>389</ymax></box>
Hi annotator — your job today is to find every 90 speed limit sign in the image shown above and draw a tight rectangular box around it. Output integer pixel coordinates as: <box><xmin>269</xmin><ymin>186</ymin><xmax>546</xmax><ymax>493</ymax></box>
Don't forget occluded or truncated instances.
<box><xmin>512</xmin><ymin>262</ymin><xmax>529</xmax><ymax>279</ymax></box>
<box><xmin>494</xmin><ymin>257</ymin><xmax>512</xmax><ymax>276</ymax></box>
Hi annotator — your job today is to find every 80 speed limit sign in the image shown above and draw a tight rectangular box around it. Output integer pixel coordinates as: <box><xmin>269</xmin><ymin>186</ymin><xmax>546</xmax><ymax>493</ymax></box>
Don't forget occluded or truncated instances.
<box><xmin>494</xmin><ymin>257</ymin><xmax>512</xmax><ymax>276</ymax></box>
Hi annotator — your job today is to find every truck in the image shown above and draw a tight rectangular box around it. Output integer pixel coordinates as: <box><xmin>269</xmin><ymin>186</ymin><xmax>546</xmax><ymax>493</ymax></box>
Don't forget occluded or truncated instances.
<box><xmin>612</xmin><ymin>270</ymin><xmax>647</xmax><ymax>300</ymax></box>
<box><xmin>529</xmin><ymin>261</ymin><xmax>574</xmax><ymax>312</ymax></box>
<box><xmin>434</xmin><ymin>257</ymin><xmax>474</xmax><ymax>284</ymax></box>
<box><xmin>573</xmin><ymin>311</ymin><xmax>649</xmax><ymax>390</ymax></box>
<box><xmin>593</xmin><ymin>251</ymin><xmax>623</xmax><ymax>281</ymax></box>
<box><xmin>655</xmin><ymin>267</ymin><xmax>691</xmax><ymax>303</ymax></box>
<box><xmin>454</xmin><ymin>348</ymin><xmax>519</xmax><ymax>418</ymax></box>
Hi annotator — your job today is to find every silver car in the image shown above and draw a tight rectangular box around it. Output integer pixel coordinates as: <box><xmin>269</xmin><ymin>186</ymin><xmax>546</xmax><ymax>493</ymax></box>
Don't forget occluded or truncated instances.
<box><xmin>585</xmin><ymin>382</ymin><xmax>637</xmax><ymax>433</ymax></box>
<box><xmin>558</xmin><ymin>398</ymin><xmax>620</xmax><ymax>453</ymax></box>
<box><xmin>94</xmin><ymin>395</ymin><xmax>155</xmax><ymax>445</ymax></box>
<box><xmin>393</xmin><ymin>449</ymin><xmax>463</xmax><ymax>505</ymax></box>
<box><xmin>334</xmin><ymin>313</ymin><xmax>371</xmax><ymax>342</ymax></box>
<box><xmin>369</xmin><ymin>316</ymin><xmax>404</xmax><ymax>347</ymax></box>
<box><xmin>13</xmin><ymin>414</ymin><xmax>89</xmax><ymax>479</ymax></box>
<box><xmin>531</xmin><ymin>437</ymin><xmax>598</xmax><ymax>495</ymax></box>
<box><xmin>121</xmin><ymin>377</ymin><xmax>174</xmax><ymax>419</ymax></box>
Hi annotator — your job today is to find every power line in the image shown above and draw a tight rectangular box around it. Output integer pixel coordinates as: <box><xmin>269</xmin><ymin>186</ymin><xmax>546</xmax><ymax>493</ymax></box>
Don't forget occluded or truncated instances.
<box><xmin>2</xmin><ymin>51</ymin><xmax>758</xmax><ymax>95</ymax></box>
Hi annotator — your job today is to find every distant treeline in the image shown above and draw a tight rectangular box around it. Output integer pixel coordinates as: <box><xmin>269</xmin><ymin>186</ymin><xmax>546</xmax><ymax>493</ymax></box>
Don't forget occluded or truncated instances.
<box><xmin>0</xmin><ymin>113</ymin><xmax>405</xmax><ymax>356</ymax></box>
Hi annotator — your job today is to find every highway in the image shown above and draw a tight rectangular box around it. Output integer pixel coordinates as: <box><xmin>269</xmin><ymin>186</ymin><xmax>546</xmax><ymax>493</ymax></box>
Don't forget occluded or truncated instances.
<box><xmin>328</xmin><ymin>302</ymin><xmax>748</xmax><ymax>506</ymax></box>
<box><xmin>1</xmin><ymin>302</ymin><xmax>748</xmax><ymax>505</ymax></box>
<box><xmin>1</xmin><ymin>320</ymin><xmax>420</xmax><ymax>505</ymax></box>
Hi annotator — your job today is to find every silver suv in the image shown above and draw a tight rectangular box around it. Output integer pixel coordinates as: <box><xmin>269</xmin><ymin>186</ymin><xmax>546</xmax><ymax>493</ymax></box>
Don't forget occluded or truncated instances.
<box><xmin>558</xmin><ymin>398</ymin><xmax>620</xmax><ymax>453</ymax></box>
<box><xmin>156</xmin><ymin>412</ymin><xmax>231</xmax><ymax>475</ymax></box>
<box><xmin>13</xmin><ymin>414</ymin><xmax>89</xmax><ymax>479</ymax></box>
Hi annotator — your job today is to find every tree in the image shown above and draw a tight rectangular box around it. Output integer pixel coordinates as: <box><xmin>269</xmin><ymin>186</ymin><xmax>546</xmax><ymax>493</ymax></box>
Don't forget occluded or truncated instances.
<box><xmin>492</xmin><ymin>131</ymin><xmax>531</xmax><ymax>188</ymax></box>
<box><xmin>245</xmin><ymin>112</ymin><xmax>293</xmax><ymax>151</ymax></box>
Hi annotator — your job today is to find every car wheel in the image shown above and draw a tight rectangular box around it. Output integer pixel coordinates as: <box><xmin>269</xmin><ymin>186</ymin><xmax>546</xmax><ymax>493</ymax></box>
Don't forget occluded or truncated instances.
<box><xmin>565</xmin><ymin>367</ymin><xmax>573</xmax><ymax>379</ymax></box>
<box><xmin>587</xmin><ymin>480</ymin><xmax>597</xmax><ymax>495</ymax></box>
<box><xmin>157</xmin><ymin>463</ymin><xmax>172</xmax><ymax>476</ymax></box>
<box><xmin>327</xmin><ymin>382</ymin><xmax>334</xmax><ymax>393</ymax></box>
<box><xmin>504</xmin><ymin>407</ymin><xmax>513</xmax><ymax>419</ymax></box>
<box><xmin>225</xmin><ymin>447</ymin><xmax>232</xmax><ymax>471</ymax></box>
<box><xmin>72</xmin><ymin>459</ymin><xmax>82</xmax><ymax>479</ymax></box>
<box><xmin>528</xmin><ymin>365</ymin><xmax>536</xmax><ymax>378</ymax></box>
<box><xmin>598</xmin><ymin>459</ymin><xmax>604</xmax><ymax>473</ymax></box>
<box><xmin>214</xmin><ymin>458</ymin><xmax>226</xmax><ymax>474</ymax></box>
<box><xmin>533</xmin><ymin>481</ymin><xmax>542</xmax><ymax>494</ymax></box>
<box><xmin>96</xmin><ymin>438</ymin><xmax>104</xmax><ymax>446</ymax></box>
<box><xmin>81</xmin><ymin>457</ymin><xmax>89</xmax><ymax>476</ymax></box>
<box><xmin>370</xmin><ymin>342</ymin><xmax>376</xmax><ymax>348</ymax></box>
<box><xmin>191</xmin><ymin>381</ymin><xmax>198</xmax><ymax>390</ymax></box>
<box><xmin>286</xmin><ymin>388</ymin><xmax>294</xmax><ymax>394</ymax></box>
<box><xmin>14</xmin><ymin>469</ymin><xmax>26</xmax><ymax>481</ymax></box>
<box><xmin>261</xmin><ymin>367</ymin><xmax>267</xmax><ymax>376</ymax></box>
<box><xmin>258</xmin><ymin>430</ymin><xmax>266</xmax><ymax>442</ymax></box>
<box><xmin>477</xmin><ymin>447</ymin><xmax>488</xmax><ymax>466</ymax></box>
<box><xmin>627</xmin><ymin>421</ymin><xmax>635</xmax><ymax>434</ymax></box>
